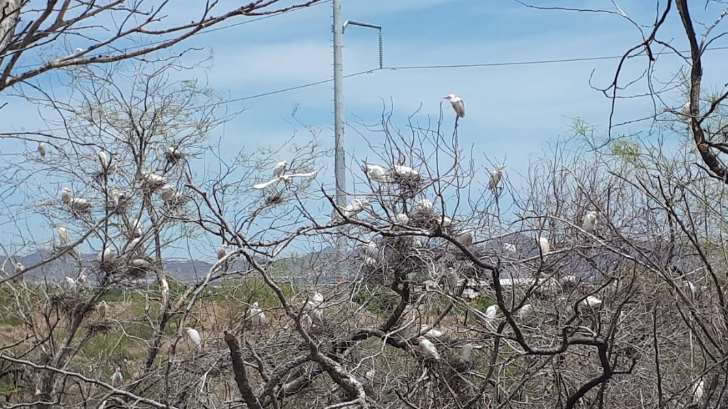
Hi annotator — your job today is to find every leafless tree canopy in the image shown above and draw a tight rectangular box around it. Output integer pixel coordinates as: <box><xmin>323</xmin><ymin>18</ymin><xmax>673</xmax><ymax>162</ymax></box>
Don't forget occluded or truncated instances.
<box><xmin>0</xmin><ymin>1</ymin><xmax>728</xmax><ymax>409</ymax></box>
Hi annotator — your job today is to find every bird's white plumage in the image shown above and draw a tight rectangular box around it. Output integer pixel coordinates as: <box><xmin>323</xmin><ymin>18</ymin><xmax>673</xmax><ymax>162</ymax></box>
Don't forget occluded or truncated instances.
<box><xmin>692</xmin><ymin>379</ymin><xmax>704</xmax><ymax>403</ymax></box>
<box><xmin>111</xmin><ymin>367</ymin><xmax>123</xmax><ymax>387</ymax></box>
<box><xmin>341</xmin><ymin>199</ymin><xmax>369</xmax><ymax>218</ymax></box>
<box><xmin>392</xmin><ymin>165</ymin><xmax>419</xmax><ymax>179</ymax></box>
<box><xmin>444</xmin><ymin>94</ymin><xmax>465</xmax><ymax>118</ymax></box>
<box><xmin>462</xmin><ymin>288</ymin><xmax>479</xmax><ymax>300</ymax></box>
<box><xmin>98</xmin><ymin>247</ymin><xmax>115</xmax><ymax>262</ymax></box>
<box><xmin>249</xmin><ymin>302</ymin><xmax>268</xmax><ymax>327</ymax></box>
<box><xmin>97</xmin><ymin>301</ymin><xmax>108</xmax><ymax>320</ymax></box>
<box><xmin>485</xmin><ymin>305</ymin><xmax>498</xmax><ymax>321</ymax></box>
<box><xmin>538</xmin><ymin>236</ymin><xmax>550</xmax><ymax>255</ymax></box>
<box><xmin>97</xmin><ymin>151</ymin><xmax>110</xmax><ymax>170</ymax></box>
<box><xmin>253</xmin><ymin>178</ymin><xmax>280</xmax><ymax>190</ymax></box>
<box><xmin>184</xmin><ymin>327</ymin><xmax>202</xmax><ymax>351</ymax></box>
<box><xmin>37</xmin><ymin>142</ymin><xmax>46</xmax><ymax>159</ymax></box>
<box><xmin>503</xmin><ymin>243</ymin><xmax>517</xmax><ymax>253</ymax></box>
<box><xmin>394</xmin><ymin>213</ymin><xmax>409</xmax><ymax>225</ymax></box>
<box><xmin>57</xmin><ymin>226</ymin><xmax>70</xmax><ymax>246</ymax></box>
<box><xmin>517</xmin><ymin>304</ymin><xmax>533</xmax><ymax>319</ymax></box>
<box><xmin>65</xmin><ymin>276</ymin><xmax>77</xmax><ymax>291</ymax></box>
<box><xmin>416</xmin><ymin>337</ymin><xmax>441</xmax><ymax>360</ymax></box>
<box><xmin>421</xmin><ymin>326</ymin><xmax>445</xmax><ymax>338</ymax></box>
<box><xmin>14</xmin><ymin>262</ymin><xmax>24</xmax><ymax>274</ymax></box>
<box><xmin>141</xmin><ymin>172</ymin><xmax>167</xmax><ymax>191</ymax></box>
<box><xmin>489</xmin><ymin>167</ymin><xmax>504</xmax><ymax>191</ymax></box>
<box><xmin>365</xmin><ymin>164</ymin><xmax>390</xmax><ymax>182</ymax></box>
<box><xmin>158</xmin><ymin>184</ymin><xmax>176</xmax><ymax>203</ymax></box>
<box><xmin>273</xmin><ymin>161</ymin><xmax>287</xmax><ymax>178</ymax></box>
<box><xmin>582</xmin><ymin>211</ymin><xmax>598</xmax><ymax>233</ymax></box>
<box><xmin>581</xmin><ymin>295</ymin><xmax>602</xmax><ymax>308</ymax></box>
<box><xmin>414</xmin><ymin>198</ymin><xmax>433</xmax><ymax>214</ymax></box>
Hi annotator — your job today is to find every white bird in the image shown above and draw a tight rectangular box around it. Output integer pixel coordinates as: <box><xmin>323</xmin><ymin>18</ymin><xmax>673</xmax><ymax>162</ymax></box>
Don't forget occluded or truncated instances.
<box><xmin>421</xmin><ymin>326</ymin><xmax>445</xmax><ymax>338</ymax></box>
<box><xmin>392</xmin><ymin>165</ymin><xmax>419</xmax><ymax>179</ymax></box>
<box><xmin>364</xmin><ymin>164</ymin><xmax>391</xmax><ymax>182</ymax></box>
<box><xmin>363</xmin><ymin>241</ymin><xmax>378</xmax><ymax>257</ymax></box>
<box><xmin>503</xmin><ymin>243</ymin><xmax>517</xmax><ymax>253</ymax></box>
<box><xmin>365</xmin><ymin>368</ymin><xmax>376</xmax><ymax>382</ymax></box>
<box><xmin>461</xmin><ymin>343</ymin><xmax>475</xmax><ymax>364</ymax></box>
<box><xmin>37</xmin><ymin>142</ymin><xmax>46</xmax><ymax>159</ymax></box>
<box><xmin>517</xmin><ymin>304</ymin><xmax>533</xmax><ymax>320</ymax></box>
<box><xmin>462</xmin><ymin>288</ymin><xmax>479</xmax><ymax>300</ymax></box>
<box><xmin>253</xmin><ymin>169</ymin><xmax>317</xmax><ymax>189</ymax></box>
<box><xmin>416</xmin><ymin>337</ymin><xmax>441</xmax><ymax>361</ymax></box>
<box><xmin>110</xmin><ymin>367</ymin><xmax>123</xmax><ymax>387</ymax></box>
<box><xmin>97</xmin><ymin>151</ymin><xmax>110</xmax><ymax>171</ymax></box>
<box><xmin>184</xmin><ymin>327</ymin><xmax>202</xmax><ymax>351</ymax></box>
<box><xmin>687</xmin><ymin>282</ymin><xmax>700</xmax><ymax>298</ymax></box>
<box><xmin>97</xmin><ymin>301</ymin><xmax>108</xmax><ymax>320</ymax></box>
<box><xmin>140</xmin><ymin>172</ymin><xmax>167</xmax><ymax>191</ymax></box>
<box><xmin>489</xmin><ymin>167</ymin><xmax>504</xmax><ymax>191</ymax></box>
<box><xmin>249</xmin><ymin>302</ymin><xmax>268</xmax><ymax>327</ymax></box>
<box><xmin>61</xmin><ymin>188</ymin><xmax>91</xmax><ymax>214</ymax></box>
<box><xmin>273</xmin><ymin>161</ymin><xmax>287</xmax><ymax>178</ymax></box>
<box><xmin>166</xmin><ymin>146</ymin><xmax>184</xmax><ymax>163</ymax></box>
<box><xmin>14</xmin><ymin>262</ymin><xmax>24</xmax><ymax>274</ymax></box>
<box><xmin>160</xmin><ymin>278</ymin><xmax>170</xmax><ymax>306</ymax></box>
<box><xmin>216</xmin><ymin>247</ymin><xmax>226</xmax><ymax>260</ymax></box>
<box><xmin>582</xmin><ymin>211</ymin><xmax>598</xmax><ymax>233</ymax></box>
<box><xmin>538</xmin><ymin>236</ymin><xmax>550</xmax><ymax>255</ymax></box>
<box><xmin>126</xmin><ymin>237</ymin><xmax>142</xmax><ymax>253</ymax></box>
<box><xmin>56</xmin><ymin>226</ymin><xmax>70</xmax><ymax>247</ymax></box>
<box><xmin>65</xmin><ymin>276</ymin><xmax>77</xmax><ymax>291</ymax></box>
<box><xmin>129</xmin><ymin>258</ymin><xmax>151</xmax><ymax>271</ymax></box>
<box><xmin>300</xmin><ymin>313</ymin><xmax>313</xmax><ymax>332</ymax></box>
<box><xmin>340</xmin><ymin>199</ymin><xmax>369</xmax><ymax>218</ymax></box>
<box><xmin>581</xmin><ymin>295</ymin><xmax>602</xmax><ymax>308</ymax></box>
<box><xmin>413</xmin><ymin>198</ymin><xmax>433</xmax><ymax>214</ymax></box>
<box><xmin>394</xmin><ymin>213</ymin><xmax>409</xmax><ymax>225</ymax></box>
<box><xmin>132</xmin><ymin>225</ymin><xmax>143</xmax><ymax>238</ymax></box>
<box><xmin>681</xmin><ymin>101</ymin><xmax>692</xmax><ymax>118</ymax></box>
<box><xmin>97</xmin><ymin>247</ymin><xmax>115</xmax><ymax>263</ymax></box>
<box><xmin>692</xmin><ymin>379</ymin><xmax>705</xmax><ymax>403</ymax></box>
<box><xmin>444</xmin><ymin>94</ymin><xmax>465</xmax><ymax>118</ymax></box>
<box><xmin>77</xmin><ymin>271</ymin><xmax>88</xmax><ymax>286</ymax></box>
<box><xmin>485</xmin><ymin>305</ymin><xmax>498</xmax><ymax>319</ymax></box>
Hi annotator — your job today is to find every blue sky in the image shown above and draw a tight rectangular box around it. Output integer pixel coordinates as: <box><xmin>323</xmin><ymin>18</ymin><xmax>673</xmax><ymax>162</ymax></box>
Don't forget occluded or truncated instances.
<box><xmin>3</xmin><ymin>0</ymin><xmax>728</xmax><ymax>260</ymax></box>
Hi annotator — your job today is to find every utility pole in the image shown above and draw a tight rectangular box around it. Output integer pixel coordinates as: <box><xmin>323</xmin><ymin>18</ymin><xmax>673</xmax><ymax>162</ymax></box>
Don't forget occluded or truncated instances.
<box><xmin>332</xmin><ymin>0</ymin><xmax>345</xmax><ymax>208</ymax></box>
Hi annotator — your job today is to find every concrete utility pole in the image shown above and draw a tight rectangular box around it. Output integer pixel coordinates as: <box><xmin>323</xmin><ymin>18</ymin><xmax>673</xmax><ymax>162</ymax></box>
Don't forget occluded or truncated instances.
<box><xmin>332</xmin><ymin>0</ymin><xmax>345</xmax><ymax>207</ymax></box>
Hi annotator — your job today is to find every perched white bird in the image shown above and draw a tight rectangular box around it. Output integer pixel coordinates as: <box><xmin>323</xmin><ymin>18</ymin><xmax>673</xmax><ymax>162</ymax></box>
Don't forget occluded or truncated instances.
<box><xmin>140</xmin><ymin>172</ymin><xmax>167</xmax><ymax>191</ymax></box>
<box><xmin>126</xmin><ymin>237</ymin><xmax>142</xmax><ymax>253</ymax></box>
<box><xmin>517</xmin><ymin>304</ymin><xmax>533</xmax><ymax>319</ymax></box>
<box><xmin>37</xmin><ymin>142</ymin><xmax>46</xmax><ymax>159</ymax></box>
<box><xmin>462</xmin><ymin>288</ymin><xmax>479</xmax><ymax>300</ymax></box>
<box><xmin>110</xmin><ymin>367</ymin><xmax>123</xmax><ymax>387</ymax></box>
<box><xmin>421</xmin><ymin>326</ymin><xmax>445</xmax><ymax>338</ymax></box>
<box><xmin>444</xmin><ymin>94</ymin><xmax>465</xmax><ymax>118</ymax></box>
<box><xmin>416</xmin><ymin>337</ymin><xmax>441</xmax><ymax>361</ymax></box>
<box><xmin>392</xmin><ymin>165</ymin><xmax>419</xmax><ymax>179</ymax></box>
<box><xmin>413</xmin><ymin>198</ymin><xmax>433</xmax><ymax>214</ymax></box>
<box><xmin>77</xmin><ymin>271</ymin><xmax>88</xmax><ymax>286</ymax></box>
<box><xmin>681</xmin><ymin>101</ymin><xmax>692</xmax><ymax>118</ymax></box>
<box><xmin>249</xmin><ymin>302</ymin><xmax>268</xmax><ymax>327</ymax></box>
<box><xmin>56</xmin><ymin>226</ymin><xmax>70</xmax><ymax>247</ymax></box>
<box><xmin>97</xmin><ymin>247</ymin><xmax>115</xmax><ymax>263</ymax></box>
<box><xmin>341</xmin><ymin>199</ymin><xmax>369</xmax><ymax>218</ymax></box>
<box><xmin>394</xmin><ymin>213</ymin><xmax>409</xmax><ymax>225</ymax></box>
<box><xmin>108</xmin><ymin>188</ymin><xmax>129</xmax><ymax>210</ymax></box>
<box><xmin>485</xmin><ymin>305</ymin><xmax>498</xmax><ymax>320</ymax></box>
<box><xmin>97</xmin><ymin>151</ymin><xmax>110</xmax><ymax>171</ymax></box>
<box><xmin>461</xmin><ymin>343</ymin><xmax>475</xmax><ymax>364</ymax></box>
<box><xmin>363</xmin><ymin>241</ymin><xmax>378</xmax><ymax>257</ymax></box>
<box><xmin>307</xmin><ymin>292</ymin><xmax>325</xmax><ymax>324</ymax></box>
<box><xmin>129</xmin><ymin>258</ymin><xmax>151</xmax><ymax>270</ymax></box>
<box><xmin>364</xmin><ymin>164</ymin><xmax>391</xmax><ymax>182</ymax></box>
<box><xmin>538</xmin><ymin>236</ymin><xmax>550</xmax><ymax>255</ymax></box>
<box><xmin>160</xmin><ymin>278</ymin><xmax>170</xmax><ymax>306</ymax></box>
<box><xmin>272</xmin><ymin>161</ymin><xmax>287</xmax><ymax>178</ymax></box>
<box><xmin>216</xmin><ymin>247</ymin><xmax>226</xmax><ymax>260</ymax></box>
<box><xmin>582</xmin><ymin>211</ymin><xmax>598</xmax><ymax>233</ymax></box>
<box><xmin>60</xmin><ymin>188</ymin><xmax>91</xmax><ymax>214</ymax></box>
<box><xmin>184</xmin><ymin>327</ymin><xmax>202</xmax><ymax>351</ymax></box>
<box><xmin>311</xmin><ymin>291</ymin><xmax>324</xmax><ymax>306</ymax></box>
<box><xmin>97</xmin><ymin>301</ymin><xmax>108</xmax><ymax>320</ymax></box>
<box><xmin>489</xmin><ymin>167</ymin><xmax>504</xmax><ymax>191</ymax></box>
<box><xmin>166</xmin><ymin>146</ymin><xmax>184</xmax><ymax>163</ymax></box>
<box><xmin>503</xmin><ymin>243</ymin><xmax>517</xmax><ymax>253</ymax></box>
<box><xmin>581</xmin><ymin>295</ymin><xmax>602</xmax><ymax>308</ymax></box>
<box><xmin>692</xmin><ymin>379</ymin><xmax>705</xmax><ymax>403</ymax></box>
<box><xmin>14</xmin><ymin>262</ymin><xmax>24</xmax><ymax>274</ymax></box>
<box><xmin>65</xmin><ymin>276</ymin><xmax>77</xmax><ymax>291</ymax></box>
<box><xmin>299</xmin><ymin>313</ymin><xmax>313</xmax><ymax>331</ymax></box>
<box><xmin>132</xmin><ymin>225</ymin><xmax>143</xmax><ymax>238</ymax></box>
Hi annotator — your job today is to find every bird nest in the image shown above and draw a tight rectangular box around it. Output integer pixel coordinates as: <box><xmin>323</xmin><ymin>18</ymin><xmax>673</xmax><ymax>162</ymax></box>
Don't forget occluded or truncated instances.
<box><xmin>124</xmin><ymin>257</ymin><xmax>155</xmax><ymax>279</ymax></box>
